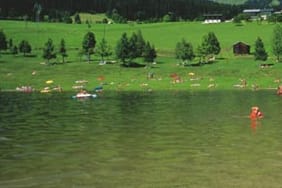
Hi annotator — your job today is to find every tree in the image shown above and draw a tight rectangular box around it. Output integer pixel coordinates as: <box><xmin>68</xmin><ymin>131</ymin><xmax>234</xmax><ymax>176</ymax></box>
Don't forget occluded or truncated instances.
<box><xmin>128</xmin><ymin>32</ymin><xmax>138</xmax><ymax>61</ymax></box>
<box><xmin>126</xmin><ymin>31</ymin><xmax>146</xmax><ymax>62</ymax></box>
<box><xmin>63</xmin><ymin>14</ymin><xmax>73</xmax><ymax>24</ymax></box>
<box><xmin>135</xmin><ymin>30</ymin><xmax>146</xmax><ymax>57</ymax></box>
<box><xmin>197</xmin><ymin>44</ymin><xmax>206</xmax><ymax>64</ymax></box>
<box><xmin>175</xmin><ymin>39</ymin><xmax>195</xmax><ymax>64</ymax></box>
<box><xmin>116</xmin><ymin>32</ymin><xmax>130</xmax><ymax>64</ymax></box>
<box><xmin>74</xmin><ymin>13</ymin><xmax>81</xmax><ymax>24</ymax></box>
<box><xmin>11</xmin><ymin>46</ymin><xmax>18</xmax><ymax>55</ymax></box>
<box><xmin>198</xmin><ymin>32</ymin><xmax>220</xmax><ymax>62</ymax></box>
<box><xmin>143</xmin><ymin>41</ymin><xmax>157</xmax><ymax>63</ymax></box>
<box><xmin>0</xmin><ymin>30</ymin><xmax>7</xmax><ymax>53</ymax></box>
<box><xmin>96</xmin><ymin>38</ymin><xmax>112</xmax><ymax>63</ymax></box>
<box><xmin>272</xmin><ymin>24</ymin><xmax>282</xmax><ymax>62</ymax></box>
<box><xmin>233</xmin><ymin>15</ymin><xmax>242</xmax><ymax>26</ymax></box>
<box><xmin>254</xmin><ymin>37</ymin><xmax>268</xmax><ymax>61</ymax></box>
<box><xmin>8</xmin><ymin>38</ymin><xmax>13</xmax><ymax>50</ymax></box>
<box><xmin>206</xmin><ymin>32</ymin><xmax>221</xmax><ymax>56</ymax></box>
<box><xmin>19</xmin><ymin>40</ymin><xmax>32</xmax><ymax>56</ymax></box>
<box><xmin>43</xmin><ymin>38</ymin><xmax>56</xmax><ymax>64</ymax></box>
<box><xmin>82</xmin><ymin>31</ymin><xmax>96</xmax><ymax>63</ymax></box>
<box><xmin>110</xmin><ymin>9</ymin><xmax>127</xmax><ymax>23</ymax></box>
<box><xmin>59</xmin><ymin>39</ymin><xmax>67</xmax><ymax>63</ymax></box>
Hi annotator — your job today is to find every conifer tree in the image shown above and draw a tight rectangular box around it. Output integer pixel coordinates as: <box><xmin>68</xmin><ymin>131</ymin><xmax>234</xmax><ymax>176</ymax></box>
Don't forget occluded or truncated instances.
<box><xmin>198</xmin><ymin>32</ymin><xmax>220</xmax><ymax>63</ymax></box>
<box><xmin>0</xmin><ymin>30</ymin><xmax>7</xmax><ymax>53</ymax></box>
<box><xmin>19</xmin><ymin>40</ymin><xmax>32</xmax><ymax>56</ymax></box>
<box><xmin>43</xmin><ymin>38</ymin><xmax>56</xmax><ymax>64</ymax></box>
<box><xmin>144</xmin><ymin>41</ymin><xmax>157</xmax><ymax>63</ymax></box>
<box><xmin>82</xmin><ymin>32</ymin><xmax>96</xmax><ymax>63</ymax></box>
<box><xmin>96</xmin><ymin>38</ymin><xmax>112</xmax><ymax>63</ymax></box>
<box><xmin>116</xmin><ymin>32</ymin><xmax>130</xmax><ymax>65</ymax></box>
<box><xmin>59</xmin><ymin>39</ymin><xmax>67</xmax><ymax>63</ymax></box>
<box><xmin>11</xmin><ymin>46</ymin><xmax>18</xmax><ymax>55</ymax></box>
<box><xmin>272</xmin><ymin>24</ymin><xmax>282</xmax><ymax>62</ymax></box>
<box><xmin>254</xmin><ymin>37</ymin><xmax>268</xmax><ymax>61</ymax></box>
<box><xmin>136</xmin><ymin>30</ymin><xmax>146</xmax><ymax>57</ymax></box>
<box><xmin>175</xmin><ymin>39</ymin><xmax>195</xmax><ymax>65</ymax></box>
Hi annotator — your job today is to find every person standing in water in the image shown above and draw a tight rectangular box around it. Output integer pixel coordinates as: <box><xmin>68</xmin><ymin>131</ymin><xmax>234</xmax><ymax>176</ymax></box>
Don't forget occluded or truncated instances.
<box><xmin>249</xmin><ymin>106</ymin><xmax>263</xmax><ymax>119</ymax></box>
<box><xmin>249</xmin><ymin>106</ymin><xmax>263</xmax><ymax>133</ymax></box>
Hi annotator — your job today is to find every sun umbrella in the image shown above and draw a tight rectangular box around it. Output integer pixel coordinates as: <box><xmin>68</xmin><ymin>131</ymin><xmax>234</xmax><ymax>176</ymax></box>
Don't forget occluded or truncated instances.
<box><xmin>46</xmin><ymin>80</ymin><xmax>54</xmax><ymax>84</ymax></box>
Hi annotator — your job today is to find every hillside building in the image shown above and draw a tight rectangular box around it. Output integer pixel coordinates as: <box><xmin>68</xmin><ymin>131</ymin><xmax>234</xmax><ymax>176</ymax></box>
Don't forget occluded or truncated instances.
<box><xmin>203</xmin><ymin>13</ymin><xmax>223</xmax><ymax>24</ymax></box>
<box><xmin>243</xmin><ymin>8</ymin><xmax>274</xmax><ymax>20</ymax></box>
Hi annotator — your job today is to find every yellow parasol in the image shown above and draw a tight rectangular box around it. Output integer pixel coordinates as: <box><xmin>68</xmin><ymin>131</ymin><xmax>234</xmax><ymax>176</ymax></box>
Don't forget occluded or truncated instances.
<box><xmin>46</xmin><ymin>80</ymin><xmax>54</xmax><ymax>84</ymax></box>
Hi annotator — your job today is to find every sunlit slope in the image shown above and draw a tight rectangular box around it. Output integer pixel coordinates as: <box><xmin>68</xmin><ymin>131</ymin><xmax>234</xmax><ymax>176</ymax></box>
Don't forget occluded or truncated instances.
<box><xmin>210</xmin><ymin>0</ymin><xmax>247</xmax><ymax>4</ymax></box>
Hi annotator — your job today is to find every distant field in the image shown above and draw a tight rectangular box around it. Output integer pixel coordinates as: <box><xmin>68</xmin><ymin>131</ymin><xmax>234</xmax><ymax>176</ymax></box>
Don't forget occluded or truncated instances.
<box><xmin>73</xmin><ymin>13</ymin><xmax>112</xmax><ymax>23</ymax></box>
<box><xmin>0</xmin><ymin>20</ymin><xmax>281</xmax><ymax>92</ymax></box>
<box><xmin>211</xmin><ymin>0</ymin><xmax>247</xmax><ymax>4</ymax></box>
<box><xmin>0</xmin><ymin>20</ymin><xmax>276</xmax><ymax>57</ymax></box>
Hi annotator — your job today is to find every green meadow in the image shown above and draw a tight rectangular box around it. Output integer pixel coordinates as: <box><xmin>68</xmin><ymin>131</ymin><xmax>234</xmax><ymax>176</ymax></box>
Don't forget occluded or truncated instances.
<box><xmin>0</xmin><ymin>20</ymin><xmax>282</xmax><ymax>92</ymax></box>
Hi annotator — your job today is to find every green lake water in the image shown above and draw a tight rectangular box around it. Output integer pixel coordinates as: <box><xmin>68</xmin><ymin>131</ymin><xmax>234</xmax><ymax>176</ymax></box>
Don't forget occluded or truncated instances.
<box><xmin>1</xmin><ymin>91</ymin><xmax>282</xmax><ymax>188</ymax></box>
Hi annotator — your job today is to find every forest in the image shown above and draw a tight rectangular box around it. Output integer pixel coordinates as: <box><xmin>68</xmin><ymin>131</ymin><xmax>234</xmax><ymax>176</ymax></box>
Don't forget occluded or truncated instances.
<box><xmin>0</xmin><ymin>0</ymin><xmax>281</xmax><ymax>22</ymax></box>
<box><xmin>1</xmin><ymin>0</ymin><xmax>243</xmax><ymax>21</ymax></box>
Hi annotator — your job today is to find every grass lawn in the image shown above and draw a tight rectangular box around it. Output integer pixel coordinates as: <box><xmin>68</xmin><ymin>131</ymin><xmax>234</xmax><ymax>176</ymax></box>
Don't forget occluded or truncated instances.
<box><xmin>0</xmin><ymin>20</ymin><xmax>282</xmax><ymax>92</ymax></box>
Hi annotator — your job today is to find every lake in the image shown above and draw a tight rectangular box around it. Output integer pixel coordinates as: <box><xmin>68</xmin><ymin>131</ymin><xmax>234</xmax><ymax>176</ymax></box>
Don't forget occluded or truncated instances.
<box><xmin>1</xmin><ymin>90</ymin><xmax>282</xmax><ymax>188</ymax></box>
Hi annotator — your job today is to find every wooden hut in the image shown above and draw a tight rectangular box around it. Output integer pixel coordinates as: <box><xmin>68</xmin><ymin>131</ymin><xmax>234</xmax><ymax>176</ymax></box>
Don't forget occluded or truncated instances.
<box><xmin>233</xmin><ymin>42</ymin><xmax>250</xmax><ymax>55</ymax></box>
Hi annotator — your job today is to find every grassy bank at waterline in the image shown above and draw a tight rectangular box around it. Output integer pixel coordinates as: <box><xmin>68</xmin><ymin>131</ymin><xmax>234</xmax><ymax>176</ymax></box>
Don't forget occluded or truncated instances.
<box><xmin>0</xmin><ymin>20</ymin><xmax>281</xmax><ymax>92</ymax></box>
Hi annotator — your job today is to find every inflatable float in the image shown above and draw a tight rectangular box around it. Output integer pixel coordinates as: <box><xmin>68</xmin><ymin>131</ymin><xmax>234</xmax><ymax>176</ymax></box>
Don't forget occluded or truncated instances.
<box><xmin>72</xmin><ymin>93</ymin><xmax>97</xmax><ymax>99</ymax></box>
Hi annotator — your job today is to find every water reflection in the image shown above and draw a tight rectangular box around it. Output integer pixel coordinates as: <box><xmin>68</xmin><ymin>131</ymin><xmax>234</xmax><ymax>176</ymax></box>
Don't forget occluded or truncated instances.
<box><xmin>250</xmin><ymin>119</ymin><xmax>263</xmax><ymax>133</ymax></box>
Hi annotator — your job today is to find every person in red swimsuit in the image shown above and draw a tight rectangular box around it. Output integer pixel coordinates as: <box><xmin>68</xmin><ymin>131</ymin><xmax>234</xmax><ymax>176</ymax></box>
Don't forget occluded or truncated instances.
<box><xmin>250</xmin><ymin>106</ymin><xmax>263</xmax><ymax>119</ymax></box>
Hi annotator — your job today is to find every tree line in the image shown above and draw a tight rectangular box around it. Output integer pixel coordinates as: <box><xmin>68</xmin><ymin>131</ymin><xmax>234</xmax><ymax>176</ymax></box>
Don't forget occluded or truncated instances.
<box><xmin>0</xmin><ymin>29</ymin><xmax>157</xmax><ymax>65</ymax></box>
<box><xmin>2</xmin><ymin>24</ymin><xmax>281</xmax><ymax>66</ymax></box>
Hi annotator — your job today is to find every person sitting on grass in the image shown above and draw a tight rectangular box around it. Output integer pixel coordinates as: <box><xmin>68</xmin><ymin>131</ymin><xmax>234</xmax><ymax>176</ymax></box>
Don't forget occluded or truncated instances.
<box><xmin>277</xmin><ymin>85</ymin><xmax>282</xmax><ymax>95</ymax></box>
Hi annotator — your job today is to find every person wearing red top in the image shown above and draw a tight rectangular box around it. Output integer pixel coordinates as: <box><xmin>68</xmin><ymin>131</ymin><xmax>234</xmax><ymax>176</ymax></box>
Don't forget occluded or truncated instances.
<box><xmin>250</xmin><ymin>106</ymin><xmax>263</xmax><ymax>119</ymax></box>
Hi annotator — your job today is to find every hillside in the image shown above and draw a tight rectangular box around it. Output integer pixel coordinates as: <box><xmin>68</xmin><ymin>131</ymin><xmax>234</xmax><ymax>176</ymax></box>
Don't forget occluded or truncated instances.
<box><xmin>1</xmin><ymin>20</ymin><xmax>281</xmax><ymax>92</ymax></box>
<box><xmin>0</xmin><ymin>0</ymin><xmax>242</xmax><ymax>21</ymax></box>
<box><xmin>210</xmin><ymin>0</ymin><xmax>247</xmax><ymax>4</ymax></box>
<box><xmin>212</xmin><ymin>0</ymin><xmax>282</xmax><ymax>8</ymax></box>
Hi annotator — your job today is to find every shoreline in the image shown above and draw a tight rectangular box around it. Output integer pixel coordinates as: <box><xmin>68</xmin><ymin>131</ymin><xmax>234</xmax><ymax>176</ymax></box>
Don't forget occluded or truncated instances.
<box><xmin>0</xmin><ymin>87</ymin><xmax>278</xmax><ymax>93</ymax></box>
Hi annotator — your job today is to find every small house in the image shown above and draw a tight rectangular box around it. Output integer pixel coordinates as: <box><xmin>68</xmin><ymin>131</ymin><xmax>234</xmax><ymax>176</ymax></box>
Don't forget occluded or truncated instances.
<box><xmin>233</xmin><ymin>42</ymin><xmax>250</xmax><ymax>55</ymax></box>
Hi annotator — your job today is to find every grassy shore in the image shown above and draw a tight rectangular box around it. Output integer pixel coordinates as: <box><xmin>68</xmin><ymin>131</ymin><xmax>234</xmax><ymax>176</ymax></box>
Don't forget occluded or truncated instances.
<box><xmin>0</xmin><ymin>20</ymin><xmax>281</xmax><ymax>92</ymax></box>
